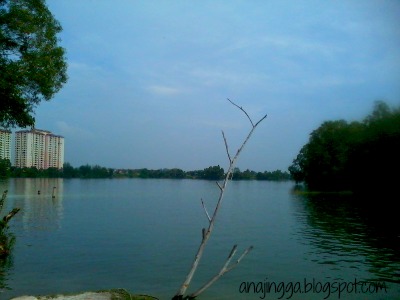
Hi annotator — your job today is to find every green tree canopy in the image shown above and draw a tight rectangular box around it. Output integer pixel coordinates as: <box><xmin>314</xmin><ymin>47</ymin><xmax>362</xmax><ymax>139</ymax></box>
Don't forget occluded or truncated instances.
<box><xmin>289</xmin><ymin>101</ymin><xmax>400</xmax><ymax>194</ymax></box>
<box><xmin>0</xmin><ymin>0</ymin><xmax>67</xmax><ymax>128</ymax></box>
<box><xmin>0</xmin><ymin>158</ymin><xmax>11</xmax><ymax>178</ymax></box>
<box><xmin>202</xmin><ymin>165</ymin><xmax>224</xmax><ymax>180</ymax></box>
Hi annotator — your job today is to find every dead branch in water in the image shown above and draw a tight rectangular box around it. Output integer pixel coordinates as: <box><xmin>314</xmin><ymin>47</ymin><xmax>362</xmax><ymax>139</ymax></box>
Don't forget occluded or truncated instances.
<box><xmin>172</xmin><ymin>99</ymin><xmax>267</xmax><ymax>299</ymax></box>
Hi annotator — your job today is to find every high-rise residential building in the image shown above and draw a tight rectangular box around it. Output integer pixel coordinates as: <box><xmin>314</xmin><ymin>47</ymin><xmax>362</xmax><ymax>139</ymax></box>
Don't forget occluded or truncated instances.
<box><xmin>14</xmin><ymin>129</ymin><xmax>64</xmax><ymax>169</ymax></box>
<box><xmin>0</xmin><ymin>129</ymin><xmax>12</xmax><ymax>161</ymax></box>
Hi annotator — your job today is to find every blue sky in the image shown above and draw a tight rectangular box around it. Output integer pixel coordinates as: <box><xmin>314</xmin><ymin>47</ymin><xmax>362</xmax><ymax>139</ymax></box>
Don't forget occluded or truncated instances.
<box><xmin>27</xmin><ymin>0</ymin><xmax>400</xmax><ymax>171</ymax></box>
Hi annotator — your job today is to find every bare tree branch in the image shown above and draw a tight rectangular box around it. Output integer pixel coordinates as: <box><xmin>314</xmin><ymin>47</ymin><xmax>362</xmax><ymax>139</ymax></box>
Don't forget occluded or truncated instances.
<box><xmin>215</xmin><ymin>182</ymin><xmax>223</xmax><ymax>191</ymax></box>
<box><xmin>227</xmin><ymin>98</ymin><xmax>254</xmax><ymax>127</ymax></box>
<box><xmin>201</xmin><ymin>198</ymin><xmax>211</xmax><ymax>223</ymax></box>
<box><xmin>221</xmin><ymin>130</ymin><xmax>232</xmax><ymax>163</ymax></box>
<box><xmin>188</xmin><ymin>245</ymin><xmax>253</xmax><ymax>299</ymax></box>
<box><xmin>255</xmin><ymin>114</ymin><xmax>268</xmax><ymax>127</ymax></box>
<box><xmin>226</xmin><ymin>245</ymin><xmax>254</xmax><ymax>272</ymax></box>
<box><xmin>2</xmin><ymin>208</ymin><xmax>20</xmax><ymax>225</ymax></box>
<box><xmin>172</xmin><ymin>100</ymin><xmax>267</xmax><ymax>300</ymax></box>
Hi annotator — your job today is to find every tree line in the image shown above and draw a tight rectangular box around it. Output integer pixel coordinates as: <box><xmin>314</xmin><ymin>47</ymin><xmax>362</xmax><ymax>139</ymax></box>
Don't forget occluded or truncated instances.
<box><xmin>0</xmin><ymin>160</ymin><xmax>291</xmax><ymax>181</ymax></box>
<box><xmin>289</xmin><ymin>100</ymin><xmax>400</xmax><ymax>195</ymax></box>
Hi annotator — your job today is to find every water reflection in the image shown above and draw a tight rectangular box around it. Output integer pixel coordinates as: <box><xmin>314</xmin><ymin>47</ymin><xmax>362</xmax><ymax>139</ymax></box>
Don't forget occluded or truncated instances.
<box><xmin>0</xmin><ymin>179</ymin><xmax>64</xmax><ymax>294</ymax></box>
<box><xmin>0</xmin><ymin>178</ymin><xmax>64</xmax><ymax>231</ymax></box>
<box><xmin>0</xmin><ymin>253</ymin><xmax>13</xmax><ymax>292</ymax></box>
<box><xmin>292</xmin><ymin>191</ymin><xmax>400</xmax><ymax>287</ymax></box>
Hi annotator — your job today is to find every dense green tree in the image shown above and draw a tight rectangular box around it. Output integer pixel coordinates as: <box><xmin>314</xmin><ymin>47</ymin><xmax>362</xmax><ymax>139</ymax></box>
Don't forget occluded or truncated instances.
<box><xmin>0</xmin><ymin>158</ymin><xmax>10</xmax><ymax>178</ymax></box>
<box><xmin>350</xmin><ymin>101</ymin><xmax>400</xmax><ymax>194</ymax></box>
<box><xmin>62</xmin><ymin>162</ymin><xmax>77</xmax><ymax>178</ymax></box>
<box><xmin>288</xmin><ymin>148</ymin><xmax>306</xmax><ymax>183</ymax></box>
<box><xmin>256</xmin><ymin>169</ymin><xmax>291</xmax><ymax>181</ymax></box>
<box><xmin>43</xmin><ymin>167</ymin><xmax>61</xmax><ymax>178</ymax></box>
<box><xmin>138</xmin><ymin>168</ymin><xmax>150</xmax><ymax>178</ymax></box>
<box><xmin>232</xmin><ymin>168</ymin><xmax>256</xmax><ymax>180</ymax></box>
<box><xmin>289</xmin><ymin>101</ymin><xmax>400</xmax><ymax>194</ymax></box>
<box><xmin>0</xmin><ymin>0</ymin><xmax>67</xmax><ymax>128</ymax></box>
<box><xmin>301</xmin><ymin>120</ymin><xmax>356</xmax><ymax>190</ymax></box>
<box><xmin>24</xmin><ymin>166</ymin><xmax>39</xmax><ymax>177</ymax></box>
<box><xmin>202</xmin><ymin>165</ymin><xmax>224</xmax><ymax>180</ymax></box>
<box><xmin>78</xmin><ymin>164</ymin><xmax>92</xmax><ymax>178</ymax></box>
<box><xmin>166</xmin><ymin>168</ymin><xmax>185</xmax><ymax>179</ymax></box>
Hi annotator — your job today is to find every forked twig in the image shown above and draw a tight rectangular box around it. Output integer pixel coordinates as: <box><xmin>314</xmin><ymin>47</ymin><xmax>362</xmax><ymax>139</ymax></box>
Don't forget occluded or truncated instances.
<box><xmin>188</xmin><ymin>245</ymin><xmax>253</xmax><ymax>299</ymax></box>
<box><xmin>172</xmin><ymin>99</ymin><xmax>267</xmax><ymax>300</ymax></box>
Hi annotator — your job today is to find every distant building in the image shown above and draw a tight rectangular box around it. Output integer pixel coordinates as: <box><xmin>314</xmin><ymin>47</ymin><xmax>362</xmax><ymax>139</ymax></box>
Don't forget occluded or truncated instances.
<box><xmin>14</xmin><ymin>129</ymin><xmax>64</xmax><ymax>169</ymax></box>
<box><xmin>0</xmin><ymin>129</ymin><xmax>12</xmax><ymax>161</ymax></box>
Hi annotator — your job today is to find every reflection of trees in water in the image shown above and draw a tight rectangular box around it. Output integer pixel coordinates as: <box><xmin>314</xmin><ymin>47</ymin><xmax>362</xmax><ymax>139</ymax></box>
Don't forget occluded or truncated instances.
<box><xmin>292</xmin><ymin>192</ymin><xmax>400</xmax><ymax>285</ymax></box>
<box><xmin>1</xmin><ymin>178</ymin><xmax>64</xmax><ymax>232</ymax></box>
<box><xmin>0</xmin><ymin>178</ymin><xmax>64</xmax><ymax>292</ymax></box>
<box><xmin>0</xmin><ymin>189</ymin><xmax>18</xmax><ymax>292</ymax></box>
<box><xmin>0</xmin><ymin>238</ymin><xmax>14</xmax><ymax>291</ymax></box>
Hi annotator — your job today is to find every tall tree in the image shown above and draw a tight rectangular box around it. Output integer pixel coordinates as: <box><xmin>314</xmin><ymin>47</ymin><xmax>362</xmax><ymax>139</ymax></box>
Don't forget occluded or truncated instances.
<box><xmin>289</xmin><ymin>100</ymin><xmax>400</xmax><ymax>194</ymax></box>
<box><xmin>0</xmin><ymin>0</ymin><xmax>67</xmax><ymax>128</ymax></box>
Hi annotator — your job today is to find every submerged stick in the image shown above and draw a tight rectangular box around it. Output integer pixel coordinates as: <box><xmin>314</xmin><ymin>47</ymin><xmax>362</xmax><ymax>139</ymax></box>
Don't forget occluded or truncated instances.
<box><xmin>0</xmin><ymin>190</ymin><xmax>8</xmax><ymax>212</ymax></box>
<box><xmin>2</xmin><ymin>208</ymin><xmax>21</xmax><ymax>224</ymax></box>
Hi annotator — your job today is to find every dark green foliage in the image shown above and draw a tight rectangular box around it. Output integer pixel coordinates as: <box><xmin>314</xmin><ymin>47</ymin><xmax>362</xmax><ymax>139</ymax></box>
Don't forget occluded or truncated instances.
<box><xmin>7</xmin><ymin>162</ymin><xmax>291</xmax><ymax>181</ymax></box>
<box><xmin>232</xmin><ymin>168</ymin><xmax>256</xmax><ymax>180</ymax></box>
<box><xmin>232</xmin><ymin>167</ymin><xmax>291</xmax><ymax>180</ymax></box>
<box><xmin>67</xmin><ymin>164</ymin><xmax>114</xmax><ymax>178</ymax></box>
<box><xmin>201</xmin><ymin>165</ymin><xmax>224</xmax><ymax>180</ymax></box>
<box><xmin>0</xmin><ymin>0</ymin><xmax>67</xmax><ymax>128</ymax></box>
<box><xmin>0</xmin><ymin>190</ymin><xmax>19</xmax><ymax>260</ymax></box>
<box><xmin>10</xmin><ymin>164</ymin><xmax>67</xmax><ymax>178</ymax></box>
<box><xmin>0</xmin><ymin>158</ymin><xmax>11</xmax><ymax>178</ymax></box>
<box><xmin>289</xmin><ymin>101</ymin><xmax>400</xmax><ymax>194</ymax></box>
<box><xmin>350</xmin><ymin>102</ymin><xmax>400</xmax><ymax>194</ymax></box>
<box><xmin>256</xmin><ymin>169</ymin><xmax>291</xmax><ymax>181</ymax></box>
<box><xmin>60</xmin><ymin>162</ymin><xmax>76</xmax><ymax>178</ymax></box>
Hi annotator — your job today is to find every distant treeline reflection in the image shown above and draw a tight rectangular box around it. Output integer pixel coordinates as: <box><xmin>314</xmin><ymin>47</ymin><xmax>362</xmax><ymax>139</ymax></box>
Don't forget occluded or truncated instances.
<box><xmin>0</xmin><ymin>162</ymin><xmax>291</xmax><ymax>181</ymax></box>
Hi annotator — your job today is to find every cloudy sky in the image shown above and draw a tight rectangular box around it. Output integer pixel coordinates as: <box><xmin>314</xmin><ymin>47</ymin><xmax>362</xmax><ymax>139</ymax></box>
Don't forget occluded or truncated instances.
<box><xmin>26</xmin><ymin>0</ymin><xmax>400</xmax><ymax>171</ymax></box>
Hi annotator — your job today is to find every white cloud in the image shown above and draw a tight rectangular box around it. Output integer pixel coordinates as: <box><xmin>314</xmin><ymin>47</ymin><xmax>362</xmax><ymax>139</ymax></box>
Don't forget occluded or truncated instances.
<box><xmin>224</xmin><ymin>35</ymin><xmax>344</xmax><ymax>58</ymax></box>
<box><xmin>146</xmin><ymin>85</ymin><xmax>184</xmax><ymax>96</ymax></box>
<box><xmin>190</xmin><ymin>68</ymin><xmax>269</xmax><ymax>88</ymax></box>
<box><xmin>56</xmin><ymin>121</ymin><xmax>95</xmax><ymax>140</ymax></box>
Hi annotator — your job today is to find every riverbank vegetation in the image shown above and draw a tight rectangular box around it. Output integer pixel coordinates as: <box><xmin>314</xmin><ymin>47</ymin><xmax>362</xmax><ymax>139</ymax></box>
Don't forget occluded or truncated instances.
<box><xmin>0</xmin><ymin>190</ymin><xmax>20</xmax><ymax>258</ymax></box>
<box><xmin>289</xmin><ymin>100</ymin><xmax>400</xmax><ymax>195</ymax></box>
<box><xmin>0</xmin><ymin>159</ymin><xmax>290</xmax><ymax>181</ymax></box>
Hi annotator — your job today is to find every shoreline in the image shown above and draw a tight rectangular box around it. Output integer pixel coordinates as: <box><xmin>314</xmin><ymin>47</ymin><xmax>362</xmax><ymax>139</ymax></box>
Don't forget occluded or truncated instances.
<box><xmin>10</xmin><ymin>289</ymin><xmax>159</xmax><ymax>300</ymax></box>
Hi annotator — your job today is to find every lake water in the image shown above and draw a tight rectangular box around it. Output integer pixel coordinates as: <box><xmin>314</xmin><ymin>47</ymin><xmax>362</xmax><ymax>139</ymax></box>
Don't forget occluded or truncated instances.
<box><xmin>0</xmin><ymin>178</ymin><xmax>398</xmax><ymax>299</ymax></box>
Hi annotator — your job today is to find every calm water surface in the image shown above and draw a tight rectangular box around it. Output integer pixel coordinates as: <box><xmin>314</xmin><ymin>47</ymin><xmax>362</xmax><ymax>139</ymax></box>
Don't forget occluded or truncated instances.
<box><xmin>0</xmin><ymin>178</ymin><xmax>398</xmax><ymax>299</ymax></box>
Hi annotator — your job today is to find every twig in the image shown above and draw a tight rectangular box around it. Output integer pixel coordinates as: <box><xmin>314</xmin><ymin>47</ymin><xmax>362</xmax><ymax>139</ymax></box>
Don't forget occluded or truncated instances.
<box><xmin>255</xmin><ymin>113</ymin><xmax>268</xmax><ymax>127</ymax></box>
<box><xmin>221</xmin><ymin>130</ymin><xmax>232</xmax><ymax>163</ymax></box>
<box><xmin>188</xmin><ymin>245</ymin><xmax>253</xmax><ymax>299</ymax></box>
<box><xmin>227</xmin><ymin>98</ymin><xmax>254</xmax><ymax>127</ymax></box>
<box><xmin>201</xmin><ymin>198</ymin><xmax>211</xmax><ymax>223</ymax></box>
<box><xmin>226</xmin><ymin>245</ymin><xmax>254</xmax><ymax>272</ymax></box>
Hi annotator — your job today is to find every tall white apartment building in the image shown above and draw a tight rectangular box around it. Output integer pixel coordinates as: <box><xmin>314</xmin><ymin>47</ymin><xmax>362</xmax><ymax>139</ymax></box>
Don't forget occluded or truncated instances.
<box><xmin>0</xmin><ymin>129</ymin><xmax>12</xmax><ymax>160</ymax></box>
<box><xmin>15</xmin><ymin>129</ymin><xmax>64</xmax><ymax>169</ymax></box>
